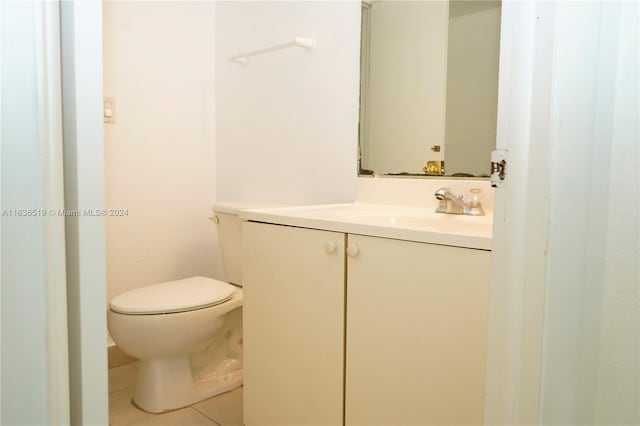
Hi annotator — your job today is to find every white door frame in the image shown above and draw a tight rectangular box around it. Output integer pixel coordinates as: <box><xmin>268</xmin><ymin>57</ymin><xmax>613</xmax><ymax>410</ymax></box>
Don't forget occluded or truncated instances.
<box><xmin>484</xmin><ymin>2</ymin><xmax>557</xmax><ymax>424</ymax></box>
<box><xmin>59</xmin><ymin>1</ymin><xmax>109</xmax><ymax>425</ymax></box>
<box><xmin>1</xmin><ymin>1</ymin><xmax>70</xmax><ymax>424</ymax></box>
<box><xmin>486</xmin><ymin>1</ymin><xmax>639</xmax><ymax>423</ymax></box>
<box><xmin>40</xmin><ymin>2</ymin><xmax>73</xmax><ymax>422</ymax></box>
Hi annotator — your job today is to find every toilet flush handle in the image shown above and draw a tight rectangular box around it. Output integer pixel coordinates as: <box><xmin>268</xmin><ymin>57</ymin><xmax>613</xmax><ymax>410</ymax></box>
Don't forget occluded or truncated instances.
<box><xmin>324</xmin><ymin>241</ymin><xmax>337</xmax><ymax>254</ymax></box>
<box><xmin>346</xmin><ymin>243</ymin><xmax>359</xmax><ymax>257</ymax></box>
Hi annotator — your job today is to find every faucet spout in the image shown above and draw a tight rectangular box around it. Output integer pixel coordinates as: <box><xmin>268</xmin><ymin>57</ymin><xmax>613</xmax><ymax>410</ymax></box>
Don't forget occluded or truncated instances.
<box><xmin>434</xmin><ymin>188</ymin><xmax>465</xmax><ymax>214</ymax></box>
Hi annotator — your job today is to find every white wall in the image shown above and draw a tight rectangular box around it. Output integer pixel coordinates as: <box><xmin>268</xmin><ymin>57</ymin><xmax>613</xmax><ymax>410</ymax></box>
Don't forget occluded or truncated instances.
<box><xmin>365</xmin><ymin>1</ymin><xmax>448</xmax><ymax>173</ymax></box>
<box><xmin>445</xmin><ymin>6</ymin><xmax>500</xmax><ymax>176</ymax></box>
<box><xmin>215</xmin><ymin>1</ymin><xmax>360</xmax><ymax>205</ymax></box>
<box><xmin>103</xmin><ymin>1</ymin><xmax>220</xmax><ymax>301</ymax></box>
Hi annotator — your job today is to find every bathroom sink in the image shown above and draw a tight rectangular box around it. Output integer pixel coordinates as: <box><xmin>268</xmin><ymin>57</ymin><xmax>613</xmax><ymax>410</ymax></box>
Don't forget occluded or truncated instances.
<box><xmin>352</xmin><ymin>214</ymin><xmax>433</xmax><ymax>227</ymax></box>
<box><xmin>342</xmin><ymin>210</ymin><xmax>491</xmax><ymax>237</ymax></box>
<box><xmin>240</xmin><ymin>203</ymin><xmax>493</xmax><ymax>250</ymax></box>
<box><xmin>347</xmin><ymin>214</ymin><xmax>464</xmax><ymax>229</ymax></box>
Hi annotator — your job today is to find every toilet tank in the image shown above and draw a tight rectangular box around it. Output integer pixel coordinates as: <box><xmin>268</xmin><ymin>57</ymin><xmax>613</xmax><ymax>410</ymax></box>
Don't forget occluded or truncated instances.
<box><xmin>213</xmin><ymin>202</ymin><xmax>280</xmax><ymax>286</ymax></box>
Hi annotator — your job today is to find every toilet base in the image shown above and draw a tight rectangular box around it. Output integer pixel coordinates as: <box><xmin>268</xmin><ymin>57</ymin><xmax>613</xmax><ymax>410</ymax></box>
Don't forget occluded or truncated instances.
<box><xmin>133</xmin><ymin>354</ymin><xmax>243</xmax><ymax>413</ymax></box>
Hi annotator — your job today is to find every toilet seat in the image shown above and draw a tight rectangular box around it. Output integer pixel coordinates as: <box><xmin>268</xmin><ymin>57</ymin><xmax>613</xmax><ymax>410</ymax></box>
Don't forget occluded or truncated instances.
<box><xmin>110</xmin><ymin>276</ymin><xmax>235</xmax><ymax>315</ymax></box>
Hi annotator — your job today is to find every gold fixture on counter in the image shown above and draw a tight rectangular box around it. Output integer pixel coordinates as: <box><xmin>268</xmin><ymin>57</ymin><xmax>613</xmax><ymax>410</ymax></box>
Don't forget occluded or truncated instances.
<box><xmin>423</xmin><ymin>161</ymin><xmax>445</xmax><ymax>176</ymax></box>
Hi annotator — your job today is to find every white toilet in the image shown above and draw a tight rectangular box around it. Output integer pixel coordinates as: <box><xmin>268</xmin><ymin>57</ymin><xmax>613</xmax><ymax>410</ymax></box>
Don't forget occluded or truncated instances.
<box><xmin>107</xmin><ymin>204</ymin><xmax>249</xmax><ymax>413</ymax></box>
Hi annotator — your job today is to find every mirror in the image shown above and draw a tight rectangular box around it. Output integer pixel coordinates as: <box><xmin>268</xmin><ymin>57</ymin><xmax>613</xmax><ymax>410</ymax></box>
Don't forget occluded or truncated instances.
<box><xmin>359</xmin><ymin>0</ymin><xmax>501</xmax><ymax>178</ymax></box>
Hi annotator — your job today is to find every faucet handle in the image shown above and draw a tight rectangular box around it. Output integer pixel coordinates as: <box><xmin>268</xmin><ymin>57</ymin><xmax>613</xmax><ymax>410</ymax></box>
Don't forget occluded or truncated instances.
<box><xmin>464</xmin><ymin>188</ymin><xmax>485</xmax><ymax>216</ymax></box>
<box><xmin>466</xmin><ymin>188</ymin><xmax>483</xmax><ymax>207</ymax></box>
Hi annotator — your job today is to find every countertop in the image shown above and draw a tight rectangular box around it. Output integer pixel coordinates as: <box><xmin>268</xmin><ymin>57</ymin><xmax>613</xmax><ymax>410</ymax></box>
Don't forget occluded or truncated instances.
<box><xmin>240</xmin><ymin>203</ymin><xmax>493</xmax><ymax>250</ymax></box>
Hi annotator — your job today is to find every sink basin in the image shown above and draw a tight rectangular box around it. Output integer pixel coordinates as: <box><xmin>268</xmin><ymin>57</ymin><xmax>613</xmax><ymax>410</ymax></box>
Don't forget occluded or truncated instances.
<box><xmin>355</xmin><ymin>215</ymin><xmax>434</xmax><ymax>227</ymax></box>
<box><xmin>338</xmin><ymin>209</ymin><xmax>491</xmax><ymax>236</ymax></box>
<box><xmin>240</xmin><ymin>203</ymin><xmax>493</xmax><ymax>250</ymax></box>
<box><xmin>351</xmin><ymin>214</ymin><xmax>459</xmax><ymax>228</ymax></box>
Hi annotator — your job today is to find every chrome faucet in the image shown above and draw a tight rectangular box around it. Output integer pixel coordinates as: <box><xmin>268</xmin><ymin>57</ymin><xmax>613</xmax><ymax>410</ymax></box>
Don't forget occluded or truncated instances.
<box><xmin>434</xmin><ymin>187</ymin><xmax>485</xmax><ymax>216</ymax></box>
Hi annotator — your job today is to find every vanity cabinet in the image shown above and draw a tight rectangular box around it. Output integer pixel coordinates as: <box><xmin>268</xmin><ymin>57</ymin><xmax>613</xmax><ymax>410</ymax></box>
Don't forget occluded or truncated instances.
<box><xmin>345</xmin><ymin>234</ymin><xmax>490</xmax><ymax>426</ymax></box>
<box><xmin>243</xmin><ymin>221</ymin><xmax>490</xmax><ymax>426</ymax></box>
<box><xmin>242</xmin><ymin>222</ymin><xmax>345</xmax><ymax>426</ymax></box>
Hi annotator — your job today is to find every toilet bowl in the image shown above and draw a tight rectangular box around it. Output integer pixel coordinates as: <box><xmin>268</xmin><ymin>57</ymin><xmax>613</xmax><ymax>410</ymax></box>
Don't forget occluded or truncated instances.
<box><xmin>107</xmin><ymin>203</ymin><xmax>255</xmax><ymax>413</ymax></box>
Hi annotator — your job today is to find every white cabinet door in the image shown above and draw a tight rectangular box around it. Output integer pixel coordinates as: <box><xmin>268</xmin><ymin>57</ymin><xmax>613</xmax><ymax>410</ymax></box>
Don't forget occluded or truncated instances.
<box><xmin>346</xmin><ymin>235</ymin><xmax>491</xmax><ymax>426</ymax></box>
<box><xmin>242</xmin><ymin>222</ymin><xmax>345</xmax><ymax>426</ymax></box>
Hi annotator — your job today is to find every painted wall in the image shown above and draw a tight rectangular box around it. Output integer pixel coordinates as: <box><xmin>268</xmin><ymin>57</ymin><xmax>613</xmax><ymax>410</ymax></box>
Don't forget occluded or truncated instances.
<box><xmin>364</xmin><ymin>1</ymin><xmax>449</xmax><ymax>173</ymax></box>
<box><xmin>215</xmin><ymin>1</ymin><xmax>360</xmax><ymax>205</ymax></box>
<box><xmin>103</xmin><ymin>0</ymin><xmax>359</xmax><ymax>305</ymax></box>
<box><xmin>541</xmin><ymin>2</ymin><xmax>639</xmax><ymax>424</ymax></box>
<box><xmin>103</xmin><ymin>1</ymin><xmax>220</xmax><ymax>302</ymax></box>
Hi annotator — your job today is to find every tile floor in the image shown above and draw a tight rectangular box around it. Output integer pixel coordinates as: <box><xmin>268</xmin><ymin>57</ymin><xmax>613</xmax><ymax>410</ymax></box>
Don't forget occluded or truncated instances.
<box><xmin>109</xmin><ymin>363</ymin><xmax>244</xmax><ymax>426</ymax></box>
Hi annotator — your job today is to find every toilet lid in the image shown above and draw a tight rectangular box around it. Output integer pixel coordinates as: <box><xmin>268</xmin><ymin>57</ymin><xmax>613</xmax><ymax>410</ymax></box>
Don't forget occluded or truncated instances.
<box><xmin>109</xmin><ymin>277</ymin><xmax>235</xmax><ymax>315</ymax></box>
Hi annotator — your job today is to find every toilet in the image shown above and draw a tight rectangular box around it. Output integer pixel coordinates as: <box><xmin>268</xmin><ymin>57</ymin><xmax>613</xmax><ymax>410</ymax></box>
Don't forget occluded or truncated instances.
<box><xmin>107</xmin><ymin>203</ymin><xmax>250</xmax><ymax>413</ymax></box>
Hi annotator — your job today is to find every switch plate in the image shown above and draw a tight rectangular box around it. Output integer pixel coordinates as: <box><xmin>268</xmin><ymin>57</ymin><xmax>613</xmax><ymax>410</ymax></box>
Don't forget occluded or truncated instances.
<box><xmin>104</xmin><ymin>97</ymin><xmax>115</xmax><ymax>124</ymax></box>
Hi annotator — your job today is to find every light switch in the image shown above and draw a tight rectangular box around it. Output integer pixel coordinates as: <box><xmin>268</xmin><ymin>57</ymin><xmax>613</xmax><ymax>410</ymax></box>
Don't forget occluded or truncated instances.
<box><xmin>104</xmin><ymin>97</ymin><xmax>115</xmax><ymax>124</ymax></box>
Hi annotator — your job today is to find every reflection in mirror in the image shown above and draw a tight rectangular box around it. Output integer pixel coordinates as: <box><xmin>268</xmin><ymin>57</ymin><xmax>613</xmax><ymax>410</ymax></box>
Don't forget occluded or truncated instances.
<box><xmin>359</xmin><ymin>0</ymin><xmax>501</xmax><ymax>178</ymax></box>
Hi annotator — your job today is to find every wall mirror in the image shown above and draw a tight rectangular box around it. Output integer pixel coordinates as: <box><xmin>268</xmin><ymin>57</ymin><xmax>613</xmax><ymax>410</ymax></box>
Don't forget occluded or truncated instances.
<box><xmin>359</xmin><ymin>0</ymin><xmax>501</xmax><ymax>178</ymax></box>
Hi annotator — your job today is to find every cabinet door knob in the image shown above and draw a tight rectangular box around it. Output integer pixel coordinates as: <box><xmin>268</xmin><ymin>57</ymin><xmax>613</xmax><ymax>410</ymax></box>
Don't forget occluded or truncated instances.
<box><xmin>324</xmin><ymin>241</ymin><xmax>337</xmax><ymax>254</ymax></box>
<box><xmin>346</xmin><ymin>243</ymin><xmax>359</xmax><ymax>257</ymax></box>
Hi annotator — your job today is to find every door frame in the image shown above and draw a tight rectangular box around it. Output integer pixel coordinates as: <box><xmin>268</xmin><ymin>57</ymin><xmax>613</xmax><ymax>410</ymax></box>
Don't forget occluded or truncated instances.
<box><xmin>484</xmin><ymin>2</ymin><xmax>556</xmax><ymax>424</ymax></box>
<box><xmin>59</xmin><ymin>1</ymin><xmax>109</xmax><ymax>425</ymax></box>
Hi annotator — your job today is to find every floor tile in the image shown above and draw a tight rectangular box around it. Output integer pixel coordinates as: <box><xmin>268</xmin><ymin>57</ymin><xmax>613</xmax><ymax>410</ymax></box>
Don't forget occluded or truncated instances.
<box><xmin>193</xmin><ymin>387</ymin><xmax>244</xmax><ymax>426</ymax></box>
<box><xmin>129</xmin><ymin>407</ymin><xmax>219</xmax><ymax>426</ymax></box>
<box><xmin>109</xmin><ymin>386</ymin><xmax>155</xmax><ymax>426</ymax></box>
<box><xmin>109</xmin><ymin>364</ymin><xmax>138</xmax><ymax>393</ymax></box>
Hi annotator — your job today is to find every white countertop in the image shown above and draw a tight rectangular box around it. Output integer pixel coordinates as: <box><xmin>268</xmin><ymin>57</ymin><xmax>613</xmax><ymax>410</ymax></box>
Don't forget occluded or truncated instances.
<box><xmin>240</xmin><ymin>203</ymin><xmax>493</xmax><ymax>250</ymax></box>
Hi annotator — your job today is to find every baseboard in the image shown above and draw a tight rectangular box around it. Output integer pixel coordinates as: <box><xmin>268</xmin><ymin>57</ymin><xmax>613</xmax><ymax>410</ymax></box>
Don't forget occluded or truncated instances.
<box><xmin>108</xmin><ymin>344</ymin><xmax>137</xmax><ymax>369</ymax></box>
